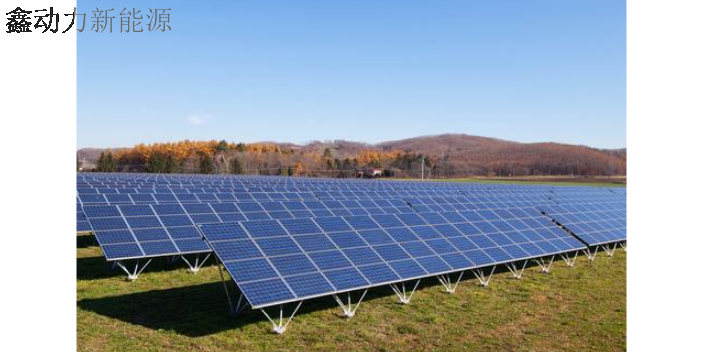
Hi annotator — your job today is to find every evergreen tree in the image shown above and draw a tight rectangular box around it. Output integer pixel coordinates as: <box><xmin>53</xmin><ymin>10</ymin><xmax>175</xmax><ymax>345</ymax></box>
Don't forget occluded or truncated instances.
<box><xmin>200</xmin><ymin>154</ymin><xmax>215</xmax><ymax>174</ymax></box>
<box><xmin>230</xmin><ymin>158</ymin><xmax>243</xmax><ymax>174</ymax></box>
<box><xmin>97</xmin><ymin>151</ymin><xmax>117</xmax><ymax>172</ymax></box>
<box><xmin>216</xmin><ymin>140</ymin><xmax>230</xmax><ymax>152</ymax></box>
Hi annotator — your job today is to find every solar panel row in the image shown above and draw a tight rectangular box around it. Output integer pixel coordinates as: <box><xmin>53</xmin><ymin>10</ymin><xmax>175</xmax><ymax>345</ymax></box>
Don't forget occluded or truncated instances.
<box><xmin>200</xmin><ymin>207</ymin><xmax>585</xmax><ymax>308</ymax></box>
<box><xmin>76</xmin><ymin>173</ymin><xmax>625</xmax><ymax>325</ymax></box>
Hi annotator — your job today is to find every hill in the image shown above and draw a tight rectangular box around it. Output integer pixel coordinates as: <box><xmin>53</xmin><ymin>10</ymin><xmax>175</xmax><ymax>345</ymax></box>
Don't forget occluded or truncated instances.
<box><xmin>77</xmin><ymin>134</ymin><xmax>626</xmax><ymax>177</ymax></box>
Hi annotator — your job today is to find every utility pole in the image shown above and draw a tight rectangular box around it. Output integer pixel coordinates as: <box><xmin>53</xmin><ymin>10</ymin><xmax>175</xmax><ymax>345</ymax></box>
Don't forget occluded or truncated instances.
<box><xmin>421</xmin><ymin>157</ymin><xmax>425</xmax><ymax>181</ymax></box>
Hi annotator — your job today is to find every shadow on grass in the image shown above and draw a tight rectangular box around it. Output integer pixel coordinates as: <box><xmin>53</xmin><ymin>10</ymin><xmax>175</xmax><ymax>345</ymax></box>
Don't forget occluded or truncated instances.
<box><xmin>79</xmin><ymin>282</ymin><xmax>244</xmax><ymax>337</ymax></box>
<box><xmin>77</xmin><ymin>255</ymin><xmax>217</xmax><ymax>281</ymax></box>
<box><xmin>76</xmin><ymin>260</ymin><xmax>547</xmax><ymax>337</ymax></box>
<box><xmin>77</xmin><ymin>279</ymin><xmax>428</xmax><ymax>337</ymax></box>
<box><xmin>77</xmin><ymin>233</ymin><xmax>97</xmax><ymax>248</ymax></box>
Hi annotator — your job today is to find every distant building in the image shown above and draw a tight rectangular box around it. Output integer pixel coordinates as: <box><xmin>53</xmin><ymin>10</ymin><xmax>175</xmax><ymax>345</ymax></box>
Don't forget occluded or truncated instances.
<box><xmin>357</xmin><ymin>168</ymin><xmax>384</xmax><ymax>178</ymax></box>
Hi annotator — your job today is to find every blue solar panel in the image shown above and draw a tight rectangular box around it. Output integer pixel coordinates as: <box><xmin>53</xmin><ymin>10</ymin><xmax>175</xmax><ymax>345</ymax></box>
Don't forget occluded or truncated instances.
<box><xmin>95</xmin><ymin>230</ymin><xmax>134</xmax><ymax>244</ymax></box>
<box><xmin>314</xmin><ymin>217</ymin><xmax>352</xmax><ymax>232</ymax></box>
<box><xmin>102</xmin><ymin>243</ymin><xmax>143</xmax><ymax>259</ymax></box>
<box><xmin>141</xmin><ymin>240</ymin><xmax>178</xmax><ymax>255</ymax></box>
<box><xmin>243</xmin><ymin>220</ymin><xmax>288</xmax><ymax>238</ymax></box>
<box><xmin>166</xmin><ymin>225</ymin><xmax>201</xmax><ymax>238</ymax></box>
<box><xmin>224</xmin><ymin>258</ymin><xmax>278</xmax><ymax>282</ymax></box>
<box><xmin>174</xmin><ymin>238</ymin><xmax>210</xmax><ymax>252</ymax></box>
<box><xmin>358</xmin><ymin>263</ymin><xmax>399</xmax><ymax>284</ymax></box>
<box><xmin>210</xmin><ymin>239</ymin><xmax>261</xmax><ymax>260</ymax></box>
<box><xmin>308</xmin><ymin>250</ymin><xmax>353</xmax><ymax>270</ymax></box>
<box><xmin>540</xmin><ymin>201</ymin><xmax>626</xmax><ymax>246</ymax></box>
<box><xmin>401</xmin><ymin>241</ymin><xmax>434</xmax><ymax>257</ymax></box>
<box><xmin>239</xmin><ymin>279</ymin><xmax>295</xmax><ymax>307</ymax></box>
<box><xmin>280</xmin><ymin>218</ymin><xmax>321</xmax><ymax>235</ymax></box>
<box><xmin>328</xmin><ymin>232</ymin><xmax>367</xmax><ymax>249</ymax></box>
<box><xmin>324</xmin><ymin>268</ymin><xmax>369</xmax><ymax>290</ymax></box>
<box><xmin>133</xmin><ymin>228</ymin><xmax>170</xmax><ymax>241</ymax></box>
<box><xmin>415</xmin><ymin>256</ymin><xmax>452</xmax><ymax>274</ymax></box>
<box><xmin>269</xmin><ymin>254</ymin><xmax>317</xmax><ymax>276</ymax></box>
<box><xmin>79</xmin><ymin>174</ymin><xmax>614</xmax><ymax>306</ymax></box>
<box><xmin>343</xmin><ymin>247</ymin><xmax>384</xmax><ymax>266</ymax></box>
<box><xmin>285</xmin><ymin>272</ymin><xmax>335</xmax><ymax>297</ymax></box>
<box><xmin>344</xmin><ymin>216</ymin><xmax>379</xmax><ymax>230</ymax></box>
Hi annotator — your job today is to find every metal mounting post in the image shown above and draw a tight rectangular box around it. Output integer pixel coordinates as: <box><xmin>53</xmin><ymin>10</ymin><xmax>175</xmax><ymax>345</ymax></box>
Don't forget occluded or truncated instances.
<box><xmin>560</xmin><ymin>252</ymin><xmax>578</xmax><ymax>268</ymax></box>
<box><xmin>583</xmin><ymin>246</ymin><xmax>599</xmax><ymax>262</ymax></box>
<box><xmin>620</xmin><ymin>241</ymin><xmax>627</xmax><ymax>252</ymax></box>
<box><xmin>437</xmin><ymin>271</ymin><xmax>464</xmax><ymax>293</ymax></box>
<box><xmin>390</xmin><ymin>279</ymin><xmax>421</xmax><ymax>304</ymax></box>
<box><xmin>602</xmin><ymin>243</ymin><xmax>618</xmax><ymax>257</ymax></box>
<box><xmin>114</xmin><ymin>258</ymin><xmax>152</xmax><ymax>281</ymax></box>
<box><xmin>534</xmin><ymin>256</ymin><xmax>555</xmax><ymax>273</ymax></box>
<box><xmin>472</xmin><ymin>266</ymin><xmax>496</xmax><ymax>287</ymax></box>
<box><xmin>506</xmin><ymin>261</ymin><xmax>528</xmax><ymax>279</ymax></box>
<box><xmin>217</xmin><ymin>260</ymin><xmax>248</xmax><ymax>316</ymax></box>
<box><xmin>180</xmin><ymin>253</ymin><xmax>212</xmax><ymax>273</ymax></box>
<box><xmin>260</xmin><ymin>302</ymin><xmax>303</xmax><ymax>334</ymax></box>
<box><xmin>333</xmin><ymin>289</ymin><xmax>368</xmax><ymax>318</ymax></box>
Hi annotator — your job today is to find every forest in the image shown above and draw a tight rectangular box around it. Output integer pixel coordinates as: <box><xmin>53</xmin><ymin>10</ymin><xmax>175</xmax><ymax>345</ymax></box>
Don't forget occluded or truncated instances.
<box><xmin>78</xmin><ymin>134</ymin><xmax>626</xmax><ymax>178</ymax></box>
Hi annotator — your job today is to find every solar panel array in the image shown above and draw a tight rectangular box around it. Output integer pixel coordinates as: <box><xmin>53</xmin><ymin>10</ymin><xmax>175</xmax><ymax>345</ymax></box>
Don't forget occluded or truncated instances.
<box><xmin>540</xmin><ymin>191</ymin><xmax>627</xmax><ymax>246</ymax></box>
<box><xmin>77</xmin><ymin>202</ymin><xmax>92</xmax><ymax>233</ymax></box>
<box><xmin>82</xmin><ymin>203</ymin><xmax>212</xmax><ymax>260</ymax></box>
<box><xmin>77</xmin><ymin>173</ymin><xmax>625</xmax><ymax>311</ymax></box>
<box><xmin>200</xmin><ymin>206</ymin><xmax>585</xmax><ymax>308</ymax></box>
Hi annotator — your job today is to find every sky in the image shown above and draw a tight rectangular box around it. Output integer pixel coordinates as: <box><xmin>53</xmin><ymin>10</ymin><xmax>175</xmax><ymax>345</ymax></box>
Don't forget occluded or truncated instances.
<box><xmin>78</xmin><ymin>0</ymin><xmax>626</xmax><ymax>149</ymax></box>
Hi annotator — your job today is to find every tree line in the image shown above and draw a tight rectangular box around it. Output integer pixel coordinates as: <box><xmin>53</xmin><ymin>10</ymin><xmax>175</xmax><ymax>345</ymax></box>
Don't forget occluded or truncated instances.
<box><xmin>86</xmin><ymin>139</ymin><xmax>626</xmax><ymax>178</ymax></box>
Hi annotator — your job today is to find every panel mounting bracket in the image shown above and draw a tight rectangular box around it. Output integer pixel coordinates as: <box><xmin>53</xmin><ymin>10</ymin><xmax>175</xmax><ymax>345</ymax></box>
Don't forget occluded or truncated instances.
<box><xmin>390</xmin><ymin>279</ymin><xmax>421</xmax><ymax>304</ymax></box>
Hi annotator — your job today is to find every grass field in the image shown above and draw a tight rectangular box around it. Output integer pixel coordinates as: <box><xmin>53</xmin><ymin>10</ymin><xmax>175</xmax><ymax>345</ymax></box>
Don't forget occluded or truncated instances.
<box><xmin>389</xmin><ymin>176</ymin><xmax>628</xmax><ymax>188</ymax></box>
<box><xmin>77</xmin><ymin>234</ymin><xmax>626</xmax><ymax>352</ymax></box>
<box><xmin>423</xmin><ymin>178</ymin><xmax>627</xmax><ymax>188</ymax></box>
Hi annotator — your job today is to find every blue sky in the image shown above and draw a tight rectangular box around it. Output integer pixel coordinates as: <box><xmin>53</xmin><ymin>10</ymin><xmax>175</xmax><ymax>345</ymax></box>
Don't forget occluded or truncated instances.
<box><xmin>78</xmin><ymin>0</ymin><xmax>626</xmax><ymax>149</ymax></box>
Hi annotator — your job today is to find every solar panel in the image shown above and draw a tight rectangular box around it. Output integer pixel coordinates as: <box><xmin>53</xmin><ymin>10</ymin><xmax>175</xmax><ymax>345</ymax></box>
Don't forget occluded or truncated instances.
<box><xmin>77</xmin><ymin>173</ymin><xmax>625</xmax><ymax>294</ymax></box>
<box><xmin>540</xmin><ymin>201</ymin><xmax>627</xmax><ymax>246</ymax></box>
<box><xmin>83</xmin><ymin>203</ymin><xmax>211</xmax><ymax>261</ymax></box>
<box><xmin>200</xmin><ymin>206</ymin><xmax>586</xmax><ymax>309</ymax></box>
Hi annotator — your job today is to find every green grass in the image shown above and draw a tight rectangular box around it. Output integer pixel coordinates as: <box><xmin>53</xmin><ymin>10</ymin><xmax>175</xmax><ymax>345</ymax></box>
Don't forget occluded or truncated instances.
<box><xmin>78</xmin><ymin>235</ymin><xmax>626</xmax><ymax>352</ymax></box>
<box><xmin>382</xmin><ymin>178</ymin><xmax>628</xmax><ymax>188</ymax></box>
<box><xmin>440</xmin><ymin>179</ymin><xmax>627</xmax><ymax>188</ymax></box>
<box><xmin>408</xmin><ymin>178</ymin><xmax>627</xmax><ymax>188</ymax></box>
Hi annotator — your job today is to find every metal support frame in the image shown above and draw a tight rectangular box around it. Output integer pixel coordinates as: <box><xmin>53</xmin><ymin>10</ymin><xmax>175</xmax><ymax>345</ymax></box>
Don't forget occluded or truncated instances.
<box><xmin>620</xmin><ymin>241</ymin><xmax>627</xmax><ymax>252</ymax></box>
<box><xmin>560</xmin><ymin>252</ymin><xmax>578</xmax><ymax>268</ymax></box>
<box><xmin>390</xmin><ymin>279</ymin><xmax>421</xmax><ymax>304</ymax></box>
<box><xmin>114</xmin><ymin>258</ymin><xmax>152</xmax><ymax>281</ymax></box>
<box><xmin>602</xmin><ymin>243</ymin><xmax>618</xmax><ymax>257</ymax></box>
<box><xmin>583</xmin><ymin>246</ymin><xmax>599</xmax><ymax>262</ymax></box>
<box><xmin>217</xmin><ymin>260</ymin><xmax>248</xmax><ymax>316</ymax></box>
<box><xmin>472</xmin><ymin>266</ymin><xmax>496</xmax><ymax>287</ymax></box>
<box><xmin>260</xmin><ymin>302</ymin><xmax>303</xmax><ymax>334</ymax></box>
<box><xmin>505</xmin><ymin>261</ymin><xmax>528</xmax><ymax>279</ymax></box>
<box><xmin>180</xmin><ymin>253</ymin><xmax>212</xmax><ymax>273</ymax></box>
<box><xmin>534</xmin><ymin>255</ymin><xmax>555</xmax><ymax>273</ymax></box>
<box><xmin>333</xmin><ymin>289</ymin><xmax>368</xmax><ymax>318</ymax></box>
<box><xmin>437</xmin><ymin>271</ymin><xmax>464</xmax><ymax>293</ymax></box>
